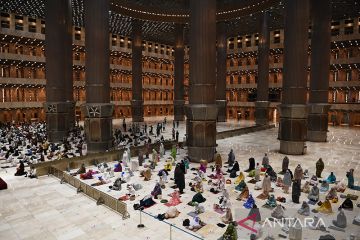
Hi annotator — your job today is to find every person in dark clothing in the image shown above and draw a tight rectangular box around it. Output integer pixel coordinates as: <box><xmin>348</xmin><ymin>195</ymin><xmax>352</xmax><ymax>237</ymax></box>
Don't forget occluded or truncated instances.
<box><xmin>245</xmin><ymin>157</ymin><xmax>255</xmax><ymax>172</ymax></box>
<box><xmin>14</xmin><ymin>161</ymin><xmax>26</xmax><ymax>176</ymax></box>
<box><xmin>292</xmin><ymin>179</ymin><xmax>301</xmax><ymax>204</ymax></box>
<box><xmin>227</xmin><ymin>149</ymin><xmax>235</xmax><ymax>167</ymax></box>
<box><xmin>174</xmin><ymin>163</ymin><xmax>185</xmax><ymax>194</ymax></box>
<box><xmin>176</xmin><ymin>131</ymin><xmax>179</xmax><ymax>142</ymax></box>
<box><xmin>227</xmin><ymin>161</ymin><xmax>239</xmax><ymax>173</ymax></box>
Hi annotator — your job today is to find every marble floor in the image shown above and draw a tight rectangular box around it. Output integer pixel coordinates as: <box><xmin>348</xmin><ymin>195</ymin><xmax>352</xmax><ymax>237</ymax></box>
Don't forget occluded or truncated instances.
<box><xmin>1</xmin><ymin>124</ymin><xmax>359</xmax><ymax>240</ymax></box>
<box><xmin>110</xmin><ymin>116</ymin><xmax>256</xmax><ymax>142</ymax></box>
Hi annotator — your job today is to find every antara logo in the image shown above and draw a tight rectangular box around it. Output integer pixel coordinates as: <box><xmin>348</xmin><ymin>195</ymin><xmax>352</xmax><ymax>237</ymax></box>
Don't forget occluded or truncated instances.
<box><xmin>262</xmin><ymin>217</ymin><xmax>326</xmax><ymax>229</ymax></box>
<box><xmin>237</xmin><ymin>214</ymin><xmax>326</xmax><ymax>233</ymax></box>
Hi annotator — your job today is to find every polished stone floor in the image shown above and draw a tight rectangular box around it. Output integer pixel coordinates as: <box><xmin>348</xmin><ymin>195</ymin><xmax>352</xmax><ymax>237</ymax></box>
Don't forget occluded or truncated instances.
<box><xmin>111</xmin><ymin>116</ymin><xmax>256</xmax><ymax>142</ymax></box>
<box><xmin>0</xmin><ymin>123</ymin><xmax>359</xmax><ymax>240</ymax></box>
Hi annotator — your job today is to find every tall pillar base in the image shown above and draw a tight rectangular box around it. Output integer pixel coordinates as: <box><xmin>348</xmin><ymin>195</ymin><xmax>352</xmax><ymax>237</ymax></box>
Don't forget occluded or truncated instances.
<box><xmin>81</xmin><ymin>103</ymin><xmax>114</xmax><ymax>153</ymax></box>
<box><xmin>216</xmin><ymin>100</ymin><xmax>227</xmax><ymax>122</ymax></box>
<box><xmin>307</xmin><ymin>103</ymin><xmax>331</xmax><ymax>142</ymax></box>
<box><xmin>280</xmin><ymin>140</ymin><xmax>306</xmax><ymax>155</ymax></box>
<box><xmin>44</xmin><ymin>102</ymin><xmax>73</xmax><ymax>142</ymax></box>
<box><xmin>131</xmin><ymin>100</ymin><xmax>144</xmax><ymax>123</ymax></box>
<box><xmin>185</xmin><ymin>104</ymin><xmax>218</xmax><ymax>163</ymax></box>
<box><xmin>255</xmin><ymin>101</ymin><xmax>270</xmax><ymax>125</ymax></box>
<box><xmin>174</xmin><ymin>100</ymin><xmax>185</xmax><ymax>121</ymax></box>
<box><xmin>188</xmin><ymin>146</ymin><xmax>216</xmax><ymax>163</ymax></box>
<box><xmin>278</xmin><ymin>104</ymin><xmax>308</xmax><ymax>155</ymax></box>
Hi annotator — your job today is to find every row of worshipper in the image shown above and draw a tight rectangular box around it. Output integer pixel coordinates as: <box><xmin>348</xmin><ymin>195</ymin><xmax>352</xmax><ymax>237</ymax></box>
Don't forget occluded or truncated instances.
<box><xmin>4</xmin><ymin>119</ymin><xmax>170</xmax><ymax>176</ymax></box>
<box><xmin>114</xmin><ymin>119</ymin><xmax>172</xmax><ymax>149</ymax></box>
<box><xmin>221</xmin><ymin>149</ymin><xmax>360</xmax><ymax>239</ymax></box>
<box><xmin>0</xmin><ymin>123</ymin><xmax>86</xmax><ymax>176</ymax></box>
<box><xmin>69</xmin><ymin>144</ymin><xmax>360</xmax><ymax>239</ymax></box>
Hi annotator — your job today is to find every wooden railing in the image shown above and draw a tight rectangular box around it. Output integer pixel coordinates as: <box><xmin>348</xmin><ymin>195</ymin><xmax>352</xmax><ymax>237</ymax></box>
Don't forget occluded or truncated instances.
<box><xmin>49</xmin><ymin>166</ymin><xmax>130</xmax><ymax>219</ymax></box>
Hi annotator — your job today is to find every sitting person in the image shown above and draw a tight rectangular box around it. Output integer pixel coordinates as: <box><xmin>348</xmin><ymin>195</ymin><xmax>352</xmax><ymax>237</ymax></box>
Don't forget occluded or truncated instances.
<box><xmin>91</xmin><ymin>176</ymin><xmax>110</xmax><ymax>186</ymax></box>
<box><xmin>164</xmin><ymin>157</ymin><xmax>174</xmax><ymax>171</ymax></box>
<box><xmin>183</xmin><ymin>216</ymin><xmax>205</xmax><ymax>231</ymax></box>
<box><xmin>227</xmin><ymin>161</ymin><xmax>239</xmax><ymax>175</ymax></box>
<box><xmin>208</xmin><ymin>164</ymin><xmax>223</xmax><ymax>180</ymax></box>
<box><xmin>140</xmin><ymin>168</ymin><xmax>152</xmax><ymax>181</ymax></box>
<box><xmin>109</xmin><ymin>177</ymin><xmax>123</xmax><ymax>191</ymax></box>
<box><xmin>221</xmin><ymin>208</ymin><xmax>233</xmax><ymax>224</ymax></box>
<box><xmin>158</xmin><ymin>207</ymin><xmax>181</xmax><ymax>220</ymax></box>
<box><xmin>151</xmin><ymin>182</ymin><xmax>162</xmax><ymax>199</ymax></box>
<box><xmin>210</xmin><ymin>176</ymin><xmax>225</xmax><ymax>194</ymax></box>
<box><xmin>265</xmin><ymin>165</ymin><xmax>277</xmax><ymax>182</ymax></box>
<box><xmin>14</xmin><ymin>161</ymin><xmax>26</xmax><ymax>176</ymax></box>
<box><xmin>309</xmin><ymin>175</ymin><xmax>318</xmax><ymax>186</ymax></box>
<box><xmin>114</xmin><ymin>162</ymin><xmax>122</xmax><ymax>172</ymax></box>
<box><xmin>346</xmin><ymin>168</ymin><xmax>360</xmax><ymax>190</ymax></box>
<box><xmin>308</xmin><ymin>185</ymin><xmax>320</xmax><ymax>203</ymax></box>
<box><xmin>139</xmin><ymin>194</ymin><xmax>156</xmax><ymax>208</ymax></box>
<box><xmin>80</xmin><ymin>169</ymin><xmax>98</xmax><ymax>180</ymax></box>
<box><xmin>190</xmin><ymin>176</ymin><xmax>204</xmax><ymax>193</ymax></box>
<box><xmin>194</xmin><ymin>202</ymin><xmax>205</xmax><ymax>214</ymax></box>
<box><xmin>158</xmin><ymin>169</ymin><xmax>169</xmax><ymax>183</ymax></box>
<box><xmin>263</xmin><ymin>194</ymin><xmax>277</xmax><ymax>208</ymax></box>
<box><xmin>199</xmin><ymin>160</ymin><xmax>207</xmax><ymax>173</ymax></box>
<box><xmin>326</xmin><ymin>172</ymin><xmax>336</xmax><ymax>184</ymax></box>
<box><xmin>25</xmin><ymin>165</ymin><xmax>37</xmax><ymax>179</ymax></box>
<box><xmin>326</xmin><ymin>187</ymin><xmax>338</xmax><ymax>203</ymax></box>
<box><xmin>71</xmin><ymin>163</ymin><xmax>86</xmax><ymax>176</ymax></box>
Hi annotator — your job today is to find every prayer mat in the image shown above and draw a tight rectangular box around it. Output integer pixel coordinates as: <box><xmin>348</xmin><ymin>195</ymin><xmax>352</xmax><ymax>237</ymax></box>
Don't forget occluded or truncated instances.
<box><xmin>165</xmin><ymin>201</ymin><xmax>181</xmax><ymax>207</ymax></box>
<box><xmin>195</xmin><ymin>223</ymin><xmax>215</xmax><ymax>236</ymax></box>
<box><xmin>328</xmin><ymin>225</ymin><xmax>345</xmax><ymax>232</ymax></box>
<box><xmin>213</xmin><ymin>207</ymin><xmax>225</xmax><ymax>214</ymax></box>
<box><xmin>247</xmin><ymin>179</ymin><xmax>258</xmax><ymax>184</ymax></box>
<box><xmin>276</xmin><ymin>197</ymin><xmax>286</xmax><ymax>203</ymax></box>
<box><xmin>143</xmin><ymin>203</ymin><xmax>156</xmax><ymax>209</ymax></box>
<box><xmin>0</xmin><ymin>177</ymin><xmax>7</xmax><ymax>190</ymax></box>
<box><xmin>186</xmin><ymin>223</ymin><xmax>207</xmax><ymax>233</ymax></box>
<box><xmin>340</xmin><ymin>194</ymin><xmax>358</xmax><ymax>200</ymax></box>
<box><xmin>308</xmin><ymin>200</ymin><xmax>318</xmax><ymax>205</ymax></box>
<box><xmin>353</xmin><ymin>219</ymin><xmax>360</xmax><ymax>226</ymax></box>
<box><xmin>160</xmin><ymin>199</ymin><xmax>168</xmax><ymax>204</ymax></box>
<box><xmin>187</xmin><ymin>211</ymin><xmax>198</xmax><ymax>218</ymax></box>
<box><xmin>199</xmin><ymin>211</ymin><xmax>219</xmax><ymax>220</ymax></box>
<box><xmin>256</xmin><ymin>193</ymin><xmax>268</xmax><ymax>200</ymax></box>
<box><xmin>119</xmin><ymin>195</ymin><xmax>130</xmax><ymax>201</ymax></box>
<box><xmin>262</xmin><ymin>204</ymin><xmax>276</xmax><ymax>210</ymax></box>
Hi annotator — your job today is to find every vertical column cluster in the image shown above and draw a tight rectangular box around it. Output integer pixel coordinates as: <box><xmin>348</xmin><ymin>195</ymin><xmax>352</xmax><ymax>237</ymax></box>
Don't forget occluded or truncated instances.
<box><xmin>174</xmin><ymin>24</ymin><xmax>185</xmax><ymax>121</ymax></box>
<box><xmin>131</xmin><ymin>19</ymin><xmax>144</xmax><ymax>123</ymax></box>
<box><xmin>308</xmin><ymin>0</ymin><xmax>332</xmax><ymax>142</ymax></box>
<box><xmin>278</xmin><ymin>0</ymin><xmax>310</xmax><ymax>154</ymax></box>
<box><xmin>44</xmin><ymin>0</ymin><xmax>74</xmax><ymax>142</ymax></box>
<box><xmin>81</xmin><ymin>0</ymin><xmax>113</xmax><ymax>153</ymax></box>
<box><xmin>255</xmin><ymin>11</ymin><xmax>270</xmax><ymax>125</ymax></box>
<box><xmin>186</xmin><ymin>0</ymin><xmax>218</xmax><ymax>162</ymax></box>
<box><xmin>216</xmin><ymin>22</ymin><xmax>227</xmax><ymax>122</ymax></box>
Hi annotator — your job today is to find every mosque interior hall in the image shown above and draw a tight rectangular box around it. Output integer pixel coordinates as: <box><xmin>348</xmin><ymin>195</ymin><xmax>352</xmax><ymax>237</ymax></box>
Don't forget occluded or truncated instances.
<box><xmin>0</xmin><ymin>0</ymin><xmax>360</xmax><ymax>239</ymax></box>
